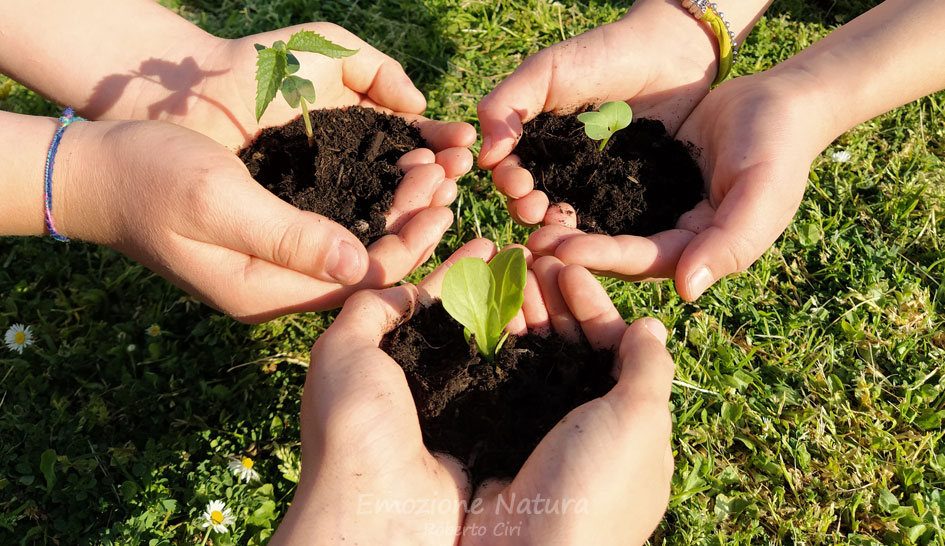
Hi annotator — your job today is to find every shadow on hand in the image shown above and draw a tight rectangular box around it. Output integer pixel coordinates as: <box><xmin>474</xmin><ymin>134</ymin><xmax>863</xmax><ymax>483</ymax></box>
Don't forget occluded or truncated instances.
<box><xmin>84</xmin><ymin>57</ymin><xmax>251</xmax><ymax>143</ymax></box>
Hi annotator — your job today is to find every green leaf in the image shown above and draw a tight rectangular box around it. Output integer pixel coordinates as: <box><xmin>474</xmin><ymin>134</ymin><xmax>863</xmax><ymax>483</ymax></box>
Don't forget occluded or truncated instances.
<box><xmin>487</xmin><ymin>247</ymin><xmax>527</xmax><ymax>335</ymax></box>
<box><xmin>286</xmin><ymin>30</ymin><xmax>358</xmax><ymax>58</ymax></box>
<box><xmin>598</xmin><ymin>101</ymin><xmax>632</xmax><ymax>131</ymax></box>
<box><xmin>577</xmin><ymin>102</ymin><xmax>633</xmax><ymax>147</ymax></box>
<box><xmin>878</xmin><ymin>489</ymin><xmax>900</xmax><ymax>513</ymax></box>
<box><xmin>286</xmin><ymin>52</ymin><xmax>300</xmax><ymax>74</ymax></box>
<box><xmin>253</xmin><ymin>43</ymin><xmax>266</xmax><ymax>52</ymax></box>
<box><xmin>280</xmin><ymin>75</ymin><xmax>316</xmax><ymax>108</ymax></box>
<box><xmin>442</xmin><ymin>257</ymin><xmax>495</xmax><ymax>358</ymax></box>
<box><xmin>255</xmin><ymin>47</ymin><xmax>287</xmax><ymax>121</ymax></box>
<box><xmin>39</xmin><ymin>448</ymin><xmax>56</xmax><ymax>491</ymax></box>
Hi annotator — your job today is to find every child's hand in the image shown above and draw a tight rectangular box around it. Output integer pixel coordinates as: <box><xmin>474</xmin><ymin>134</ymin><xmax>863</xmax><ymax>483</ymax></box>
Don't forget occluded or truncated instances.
<box><xmin>477</xmin><ymin>1</ymin><xmax>720</xmax><ymax>227</ymax></box>
<box><xmin>56</xmin><ymin>119</ymin><xmax>457</xmax><ymax>322</ymax></box>
<box><xmin>457</xmin><ymin>260</ymin><xmax>674</xmax><ymax>546</ymax></box>
<box><xmin>528</xmin><ymin>69</ymin><xmax>821</xmax><ymax>300</ymax></box>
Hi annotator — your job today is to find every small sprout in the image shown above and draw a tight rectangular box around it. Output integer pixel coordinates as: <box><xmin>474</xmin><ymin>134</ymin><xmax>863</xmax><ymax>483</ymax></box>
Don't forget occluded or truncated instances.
<box><xmin>254</xmin><ymin>31</ymin><xmax>358</xmax><ymax>145</ymax></box>
<box><xmin>576</xmin><ymin>101</ymin><xmax>633</xmax><ymax>151</ymax></box>
<box><xmin>441</xmin><ymin>248</ymin><xmax>527</xmax><ymax>362</ymax></box>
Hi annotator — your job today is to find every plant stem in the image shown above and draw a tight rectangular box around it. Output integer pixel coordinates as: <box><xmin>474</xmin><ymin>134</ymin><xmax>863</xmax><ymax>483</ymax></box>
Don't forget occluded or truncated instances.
<box><xmin>300</xmin><ymin>99</ymin><xmax>314</xmax><ymax>147</ymax></box>
<box><xmin>598</xmin><ymin>136</ymin><xmax>609</xmax><ymax>152</ymax></box>
<box><xmin>200</xmin><ymin>529</ymin><xmax>211</xmax><ymax>546</ymax></box>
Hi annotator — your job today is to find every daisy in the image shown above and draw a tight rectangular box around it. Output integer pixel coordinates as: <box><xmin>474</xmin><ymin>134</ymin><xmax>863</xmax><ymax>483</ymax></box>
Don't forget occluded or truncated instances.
<box><xmin>228</xmin><ymin>455</ymin><xmax>260</xmax><ymax>483</ymax></box>
<box><xmin>145</xmin><ymin>324</ymin><xmax>162</xmax><ymax>337</ymax></box>
<box><xmin>831</xmin><ymin>150</ymin><xmax>852</xmax><ymax>163</ymax></box>
<box><xmin>4</xmin><ymin>324</ymin><xmax>34</xmax><ymax>354</ymax></box>
<box><xmin>201</xmin><ymin>499</ymin><xmax>235</xmax><ymax>534</ymax></box>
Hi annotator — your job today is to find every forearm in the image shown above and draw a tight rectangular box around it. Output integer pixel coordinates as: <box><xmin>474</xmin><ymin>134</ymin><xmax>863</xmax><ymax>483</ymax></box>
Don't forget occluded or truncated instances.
<box><xmin>774</xmin><ymin>0</ymin><xmax>945</xmax><ymax>148</ymax></box>
<box><xmin>0</xmin><ymin>111</ymin><xmax>59</xmax><ymax>236</ymax></box>
<box><xmin>0</xmin><ymin>0</ymin><xmax>217</xmax><ymax>119</ymax></box>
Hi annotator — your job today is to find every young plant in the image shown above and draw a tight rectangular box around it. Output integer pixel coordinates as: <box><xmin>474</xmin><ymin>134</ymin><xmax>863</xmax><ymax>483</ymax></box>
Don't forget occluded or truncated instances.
<box><xmin>441</xmin><ymin>247</ymin><xmax>527</xmax><ymax>362</ymax></box>
<box><xmin>254</xmin><ymin>31</ymin><xmax>358</xmax><ymax>145</ymax></box>
<box><xmin>576</xmin><ymin>101</ymin><xmax>633</xmax><ymax>151</ymax></box>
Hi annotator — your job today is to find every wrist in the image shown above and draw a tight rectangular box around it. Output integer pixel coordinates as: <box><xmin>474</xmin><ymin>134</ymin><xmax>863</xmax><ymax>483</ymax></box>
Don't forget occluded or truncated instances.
<box><xmin>0</xmin><ymin>112</ymin><xmax>58</xmax><ymax>236</ymax></box>
<box><xmin>764</xmin><ymin>63</ymin><xmax>846</xmax><ymax>154</ymax></box>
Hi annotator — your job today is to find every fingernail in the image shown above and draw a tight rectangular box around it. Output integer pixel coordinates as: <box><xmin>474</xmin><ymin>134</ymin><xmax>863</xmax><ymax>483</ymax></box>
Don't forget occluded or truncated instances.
<box><xmin>687</xmin><ymin>266</ymin><xmax>714</xmax><ymax>299</ymax></box>
<box><xmin>642</xmin><ymin>318</ymin><xmax>668</xmax><ymax>345</ymax></box>
<box><xmin>481</xmin><ymin>136</ymin><xmax>492</xmax><ymax>156</ymax></box>
<box><xmin>326</xmin><ymin>240</ymin><xmax>364</xmax><ymax>285</ymax></box>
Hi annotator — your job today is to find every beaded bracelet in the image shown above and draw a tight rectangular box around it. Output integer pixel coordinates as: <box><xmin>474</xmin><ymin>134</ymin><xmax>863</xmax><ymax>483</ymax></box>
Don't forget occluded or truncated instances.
<box><xmin>681</xmin><ymin>0</ymin><xmax>739</xmax><ymax>86</ymax></box>
<box><xmin>44</xmin><ymin>107</ymin><xmax>85</xmax><ymax>242</ymax></box>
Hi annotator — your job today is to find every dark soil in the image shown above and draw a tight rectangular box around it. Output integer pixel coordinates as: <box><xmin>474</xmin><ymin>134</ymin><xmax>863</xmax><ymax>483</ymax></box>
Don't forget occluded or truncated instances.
<box><xmin>381</xmin><ymin>302</ymin><xmax>616</xmax><ymax>484</ymax></box>
<box><xmin>238</xmin><ymin>106</ymin><xmax>424</xmax><ymax>246</ymax></box>
<box><xmin>515</xmin><ymin>111</ymin><xmax>705</xmax><ymax>236</ymax></box>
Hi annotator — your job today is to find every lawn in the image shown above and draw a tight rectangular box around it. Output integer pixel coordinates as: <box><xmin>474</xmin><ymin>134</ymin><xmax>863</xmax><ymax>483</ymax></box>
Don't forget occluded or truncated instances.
<box><xmin>2</xmin><ymin>0</ymin><xmax>944</xmax><ymax>544</ymax></box>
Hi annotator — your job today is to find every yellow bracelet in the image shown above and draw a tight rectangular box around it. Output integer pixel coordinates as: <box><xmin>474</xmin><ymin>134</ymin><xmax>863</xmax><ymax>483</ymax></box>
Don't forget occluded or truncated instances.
<box><xmin>681</xmin><ymin>0</ymin><xmax>739</xmax><ymax>85</ymax></box>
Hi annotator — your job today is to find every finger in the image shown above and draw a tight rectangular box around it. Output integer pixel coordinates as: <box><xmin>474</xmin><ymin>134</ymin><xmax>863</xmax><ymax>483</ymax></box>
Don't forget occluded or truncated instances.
<box><xmin>609</xmin><ymin>318</ymin><xmax>674</xmax><ymax>407</ymax></box>
<box><xmin>493</xmin><ymin>155</ymin><xmax>533</xmax><ymax>199</ymax></box>
<box><xmin>557</xmin><ymin>264</ymin><xmax>625</xmax><ymax>350</ymax></box>
<box><xmin>203</xmin><ymin>174</ymin><xmax>369</xmax><ymax>286</ymax></box>
<box><xmin>435</xmin><ymin>147</ymin><xmax>474</xmax><ymax>180</ymax></box>
<box><xmin>386</xmin><ymin>163</ymin><xmax>446</xmax><ymax>232</ymax></box>
<box><xmin>543</xmin><ymin>202</ymin><xmax>577</xmax><ymax>228</ymax></box>
<box><xmin>363</xmin><ymin>207</ymin><xmax>454</xmax><ymax>287</ymax></box>
<box><xmin>477</xmin><ymin>54</ymin><xmax>553</xmax><ymax>169</ymax></box>
<box><xmin>532</xmin><ymin>256</ymin><xmax>580</xmax><ymax>342</ymax></box>
<box><xmin>418</xmin><ymin>238</ymin><xmax>498</xmax><ymax>306</ymax></box>
<box><xmin>341</xmin><ymin>44</ymin><xmax>427</xmax><ymax>115</ymax></box>
<box><xmin>431</xmin><ymin>179</ymin><xmax>458</xmax><ymax>208</ymax></box>
<box><xmin>411</xmin><ymin>118</ymin><xmax>478</xmax><ymax>151</ymax></box>
<box><xmin>525</xmin><ymin>224</ymin><xmax>583</xmax><ymax>256</ymax></box>
<box><xmin>508</xmin><ymin>190</ymin><xmax>549</xmax><ymax>227</ymax></box>
<box><xmin>396</xmin><ymin>148</ymin><xmax>435</xmax><ymax>171</ymax></box>
<box><xmin>554</xmin><ymin>231</ymin><xmax>696</xmax><ymax>281</ymax></box>
<box><xmin>675</xmin><ymin>165</ymin><xmax>803</xmax><ymax>300</ymax></box>
<box><xmin>312</xmin><ymin>285</ymin><xmax>419</xmax><ymax>362</ymax></box>
<box><xmin>521</xmin><ymin>270</ymin><xmax>550</xmax><ymax>335</ymax></box>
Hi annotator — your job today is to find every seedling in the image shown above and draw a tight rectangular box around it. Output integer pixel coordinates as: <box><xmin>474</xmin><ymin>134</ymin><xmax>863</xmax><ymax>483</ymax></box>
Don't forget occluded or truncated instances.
<box><xmin>441</xmin><ymin>247</ymin><xmax>527</xmax><ymax>362</ymax></box>
<box><xmin>576</xmin><ymin>101</ymin><xmax>633</xmax><ymax>151</ymax></box>
<box><xmin>254</xmin><ymin>31</ymin><xmax>358</xmax><ymax>145</ymax></box>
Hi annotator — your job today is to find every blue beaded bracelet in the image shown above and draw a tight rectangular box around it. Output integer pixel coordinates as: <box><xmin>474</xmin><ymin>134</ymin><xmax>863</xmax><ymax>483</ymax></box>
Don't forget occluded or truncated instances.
<box><xmin>44</xmin><ymin>107</ymin><xmax>85</xmax><ymax>242</ymax></box>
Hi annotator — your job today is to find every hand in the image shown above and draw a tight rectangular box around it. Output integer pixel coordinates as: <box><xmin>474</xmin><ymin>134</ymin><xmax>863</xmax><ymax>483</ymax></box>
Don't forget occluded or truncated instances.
<box><xmin>457</xmin><ymin>257</ymin><xmax>674</xmax><ymax>546</ymax></box>
<box><xmin>57</xmin><ymin>119</ymin><xmax>458</xmax><ymax>322</ymax></box>
<box><xmin>477</xmin><ymin>0</ymin><xmax>720</xmax><ymax>226</ymax></box>
<box><xmin>96</xmin><ymin>22</ymin><xmax>476</xmax><ymax>171</ymax></box>
<box><xmin>529</xmin><ymin>69</ymin><xmax>820</xmax><ymax>300</ymax></box>
<box><xmin>269</xmin><ymin>240</ymin><xmax>501</xmax><ymax>546</ymax></box>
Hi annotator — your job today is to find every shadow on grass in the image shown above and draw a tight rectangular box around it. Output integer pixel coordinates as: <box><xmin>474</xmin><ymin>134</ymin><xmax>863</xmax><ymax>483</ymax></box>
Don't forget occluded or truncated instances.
<box><xmin>767</xmin><ymin>0</ymin><xmax>884</xmax><ymax>24</ymax></box>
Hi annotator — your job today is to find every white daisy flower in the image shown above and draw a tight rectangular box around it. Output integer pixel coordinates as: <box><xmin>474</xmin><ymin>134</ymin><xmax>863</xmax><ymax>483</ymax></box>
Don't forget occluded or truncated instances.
<box><xmin>831</xmin><ymin>150</ymin><xmax>852</xmax><ymax>163</ymax></box>
<box><xmin>201</xmin><ymin>499</ymin><xmax>235</xmax><ymax>534</ymax></box>
<box><xmin>761</xmin><ymin>417</ymin><xmax>773</xmax><ymax>436</ymax></box>
<box><xmin>4</xmin><ymin>324</ymin><xmax>34</xmax><ymax>354</ymax></box>
<box><xmin>228</xmin><ymin>455</ymin><xmax>260</xmax><ymax>483</ymax></box>
<box><xmin>145</xmin><ymin>324</ymin><xmax>162</xmax><ymax>337</ymax></box>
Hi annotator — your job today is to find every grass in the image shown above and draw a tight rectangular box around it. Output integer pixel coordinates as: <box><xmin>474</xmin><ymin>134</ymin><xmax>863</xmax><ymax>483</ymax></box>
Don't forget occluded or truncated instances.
<box><xmin>2</xmin><ymin>0</ymin><xmax>944</xmax><ymax>543</ymax></box>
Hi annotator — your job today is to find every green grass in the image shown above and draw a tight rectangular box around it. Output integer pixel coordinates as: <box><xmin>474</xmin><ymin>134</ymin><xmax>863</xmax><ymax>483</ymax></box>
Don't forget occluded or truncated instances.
<box><xmin>2</xmin><ymin>0</ymin><xmax>944</xmax><ymax>543</ymax></box>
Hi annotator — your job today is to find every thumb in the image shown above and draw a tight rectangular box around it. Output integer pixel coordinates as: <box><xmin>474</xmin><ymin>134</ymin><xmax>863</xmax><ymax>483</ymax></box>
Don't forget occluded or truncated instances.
<box><xmin>212</xmin><ymin>177</ymin><xmax>370</xmax><ymax>285</ymax></box>
<box><xmin>477</xmin><ymin>53</ymin><xmax>552</xmax><ymax>169</ymax></box>
<box><xmin>674</xmin><ymin>165</ymin><xmax>804</xmax><ymax>301</ymax></box>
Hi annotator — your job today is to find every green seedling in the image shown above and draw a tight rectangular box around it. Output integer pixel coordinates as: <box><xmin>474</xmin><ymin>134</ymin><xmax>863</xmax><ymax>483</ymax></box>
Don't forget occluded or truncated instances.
<box><xmin>441</xmin><ymin>247</ymin><xmax>527</xmax><ymax>362</ymax></box>
<box><xmin>576</xmin><ymin>101</ymin><xmax>633</xmax><ymax>151</ymax></box>
<box><xmin>254</xmin><ymin>31</ymin><xmax>358</xmax><ymax>145</ymax></box>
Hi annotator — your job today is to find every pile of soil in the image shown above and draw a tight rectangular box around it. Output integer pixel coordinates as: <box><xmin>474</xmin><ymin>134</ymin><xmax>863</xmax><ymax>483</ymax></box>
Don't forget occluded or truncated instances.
<box><xmin>515</xmin><ymin>111</ymin><xmax>705</xmax><ymax>236</ymax></box>
<box><xmin>381</xmin><ymin>302</ymin><xmax>616</xmax><ymax>484</ymax></box>
<box><xmin>239</xmin><ymin>106</ymin><xmax>424</xmax><ymax>245</ymax></box>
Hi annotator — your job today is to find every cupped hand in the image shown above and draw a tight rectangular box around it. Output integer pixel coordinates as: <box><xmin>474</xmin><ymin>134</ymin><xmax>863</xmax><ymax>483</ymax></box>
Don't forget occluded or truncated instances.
<box><xmin>529</xmin><ymin>69</ymin><xmax>823</xmax><ymax>300</ymax></box>
<box><xmin>58</xmin><ymin>119</ymin><xmax>461</xmax><ymax>322</ymax></box>
<box><xmin>110</xmin><ymin>22</ymin><xmax>476</xmax><ymax>173</ymax></box>
<box><xmin>459</xmin><ymin>258</ymin><xmax>675</xmax><ymax>546</ymax></box>
<box><xmin>269</xmin><ymin>240</ymin><xmax>500</xmax><ymax>546</ymax></box>
<box><xmin>478</xmin><ymin>0</ymin><xmax>720</xmax><ymax>226</ymax></box>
